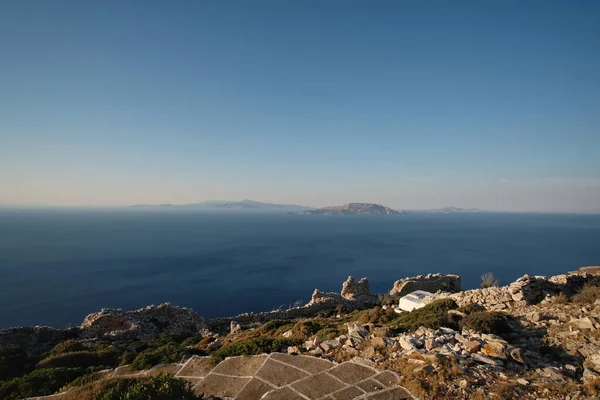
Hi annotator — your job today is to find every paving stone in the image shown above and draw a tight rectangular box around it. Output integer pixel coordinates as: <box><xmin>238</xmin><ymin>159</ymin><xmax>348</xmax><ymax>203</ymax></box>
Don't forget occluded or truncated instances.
<box><xmin>112</xmin><ymin>365</ymin><xmax>139</xmax><ymax>377</ymax></box>
<box><xmin>146</xmin><ymin>363</ymin><xmax>183</xmax><ymax>377</ymax></box>
<box><xmin>270</xmin><ymin>353</ymin><xmax>336</xmax><ymax>374</ymax></box>
<box><xmin>211</xmin><ymin>355</ymin><xmax>267</xmax><ymax>376</ymax></box>
<box><xmin>261</xmin><ymin>387</ymin><xmax>309</xmax><ymax>400</ymax></box>
<box><xmin>331</xmin><ymin>385</ymin><xmax>365</xmax><ymax>400</ymax></box>
<box><xmin>357</xmin><ymin>378</ymin><xmax>387</xmax><ymax>392</ymax></box>
<box><xmin>372</xmin><ymin>371</ymin><xmax>400</xmax><ymax>387</ymax></box>
<box><xmin>235</xmin><ymin>378</ymin><xmax>275</xmax><ymax>400</ymax></box>
<box><xmin>365</xmin><ymin>387</ymin><xmax>413</xmax><ymax>399</ymax></box>
<box><xmin>177</xmin><ymin>357</ymin><xmax>213</xmax><ymax>377</ymax></box>
<box><xmin>256</xmin><ymin>358</ymin><xmax>310</xmax><ymax>387</ymax></box>
<box><xmin>292</xmin><ymin>372</ymin><xmax>346</xmax><ymax>399</ymax></box>
<box><xmin>193</xmin><ymin>374</ymin><xmax>250</xmax><ymax>398</ymax></box>
<box><xmin>328</xmin><ymin>362</ymin><xmax>377</xmax><ymax>384</ymax></box>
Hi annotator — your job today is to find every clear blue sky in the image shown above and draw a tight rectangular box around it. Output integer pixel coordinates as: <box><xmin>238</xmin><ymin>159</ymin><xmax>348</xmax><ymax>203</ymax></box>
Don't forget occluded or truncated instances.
<box><xmin>1</xmin><ymin>1</ymin><xmax>599</xmax><ymax>211</ymax></box>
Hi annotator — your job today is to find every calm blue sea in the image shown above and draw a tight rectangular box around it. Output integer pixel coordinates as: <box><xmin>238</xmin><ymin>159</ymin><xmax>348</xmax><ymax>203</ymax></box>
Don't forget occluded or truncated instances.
<box><xmin>1</xmin><ymin>210</ymin><xmax>599</xmax><ymax>329</ymax></box>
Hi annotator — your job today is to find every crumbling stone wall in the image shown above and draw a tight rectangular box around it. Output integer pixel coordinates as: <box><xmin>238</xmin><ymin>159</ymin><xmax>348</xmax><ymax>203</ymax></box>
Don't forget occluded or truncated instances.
<box><xmin>390</xmin><ymin>273</ymin><xmax>461</xmax><ymax>297</ymax></box>
<box><xmin>341</xmin><ymin>276</ymin><xmax>371</xmax><ymax>299</ymax></box>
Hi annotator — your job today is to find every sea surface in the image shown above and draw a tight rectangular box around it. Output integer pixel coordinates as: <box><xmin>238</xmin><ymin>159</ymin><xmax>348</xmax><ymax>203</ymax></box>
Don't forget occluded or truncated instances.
<box><xmin>1</xmin><ymin>209</ymin><xmax>599</xmax><ymax>329</ymax></box>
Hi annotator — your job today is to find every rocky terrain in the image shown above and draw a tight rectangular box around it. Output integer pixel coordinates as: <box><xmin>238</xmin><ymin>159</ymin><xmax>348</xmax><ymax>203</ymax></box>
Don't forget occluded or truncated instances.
<box><xmin>3</xmin><ymin>267</ymin><xmax>600</xmax><ymax>399</ymax></box>
<box><xmin>299</xmin><ymin>203</ymin><xmax>404</xmax><ymax>215</ymax></box>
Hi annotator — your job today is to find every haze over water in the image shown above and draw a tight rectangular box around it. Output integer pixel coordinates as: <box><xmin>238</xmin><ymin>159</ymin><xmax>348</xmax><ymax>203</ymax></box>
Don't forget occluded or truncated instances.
<box><xmin>1</xmin><ymin>210</ymin><xmax>599</xmax><ymax>329</ymax></box>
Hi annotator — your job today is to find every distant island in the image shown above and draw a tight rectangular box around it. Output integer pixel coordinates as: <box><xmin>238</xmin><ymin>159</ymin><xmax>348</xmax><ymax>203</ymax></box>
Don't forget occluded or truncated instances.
<box><xmin>299</xmin><ymin>202</ymin><xmax>404</xmax><ymax>215</ymax></box>
<box><xmin>130</xmin><ymin>199</ymin><xmax>312</xmax><ymax>213</ymax></box>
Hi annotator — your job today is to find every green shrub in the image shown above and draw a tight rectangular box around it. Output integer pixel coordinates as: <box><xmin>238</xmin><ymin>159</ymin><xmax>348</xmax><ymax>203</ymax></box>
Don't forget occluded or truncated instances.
<box><xmin>130</xmin><ymin>343</ymin><xmax>185</xmax><ymax>370</ymax></box>
<box><xmin>38</xmin><ymin>350</ymin><xmax>120</xmax><ymax>369</ymax></box>
<box><xmin>51</xmin><ymin>339</ymin><xmax>87</xmax><ymax>355</ymax></box>
<box><xmin>257</xmin><ymin>320</ymin><xmax>292</xmax><ymax>335</ymax></box>
<box><xmin>93</xmin><ymin>374</ymin><xmax>204</xmax><ymax>400</ymax></box>
<box><xmin>289</xmin><ymin>321</ymin><xmax>323</xmax><ymax>338</ymax></box>
<box><xmin>459</xmin><ymin>311</ymin><xmax>511</xmax><ymax>334</ymax></box>
<box><xmin>387</xmin><ymin>299</ymin><xmax>458</xmax><ymax>332</ymax></box>
<box><xmin>0</xmin><ymin>347</ymin><xmax>44</xmax><ymax>382</ymax></box>
<box><xmin>315</xmin><ymin>328</ymin><xmax>339</xmax><ymax>340</ymax></box>
<box><xmin>210</xmin><ymin>338</ymin><xmax>303</xmax><ymax>366</ymax></box>
<box><xmin>0</xmin><ymin>367</ymin><xmax>86</xmax><ymax>400</ymax></box>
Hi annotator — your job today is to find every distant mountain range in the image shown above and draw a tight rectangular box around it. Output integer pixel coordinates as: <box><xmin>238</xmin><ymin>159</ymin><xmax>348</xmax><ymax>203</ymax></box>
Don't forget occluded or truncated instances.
<box><xmin>130</xmin><ymin>199</ymin><xmax>312</xmax><ymax>213</ymax></box>
<box><xmin>299</xmin><ymin>203</ymin><xmax>404</xmax><ymax>215</ymax></box>
<box><xmin>423</xmin><ymin>206</ymin><xmax>485</xmax><ymax>213</ymax></box>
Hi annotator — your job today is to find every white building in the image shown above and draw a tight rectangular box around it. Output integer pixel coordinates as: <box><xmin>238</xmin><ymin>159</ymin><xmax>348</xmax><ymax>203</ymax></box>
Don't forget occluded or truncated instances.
<box><xmin>396</xmin><ymin>290</ymin><xmax>433</xmax><ymax>312</ymax></box>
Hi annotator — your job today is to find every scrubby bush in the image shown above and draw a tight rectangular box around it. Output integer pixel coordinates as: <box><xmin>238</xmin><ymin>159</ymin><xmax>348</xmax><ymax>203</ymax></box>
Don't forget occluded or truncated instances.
<box><xmin>51</xmin><ymin>339</ymin><xmax>87</xmax><ymax>355</ymax></box>
<box><xmin>357</xmin><ymin>306</ymin><xmax>397</xmax><ymax>325</ymax></box>
<box><xmin>257</xmin><ymin>320</ymin><xmax>292</xmax><ymax>334</ymax></box>
<box><xmin>0</xmin><ymin>347</ymin><xmax>44</xmax><ymax>382</ymax></box>
<box><xmin>0</xmin><ymin>367</ymin><xmax>86</xmax><ymax>400</ymax></box>
<box><xmin>130</xmin><ymin>343</ymin><xmax>185</xmax><ymax>370</ymax></box>
<box><xmin>290</xmin><ymin>320</ymin><xmax>323</xmax><ymax>338</ymax></box>
<box><xmin>93</xmin><ymin>374</ymin><xmax>204</xmax><ymax>400</ymax></box>
<box><xmin>210</xmin><ymin>338</ymin><xmax>303</xmax><ymax>366</ymax></box>
<box><xmin>480</xmin><ymin>272</ymin><xmax>499</xmax><ymax>289</ymax></box>
<box><xmin>38</xmin><ymin>350</ymin><xmax>120</xmax><ymax>369</ymax></box>
<box><xmin>387</xmin><ymin>299</ymin><xmax>458</xmax><ymax>332</ymax></box>
<box><xmin>573</xmin><ymin>284</ymin><xmax>600</xmax><ymax>304</ymax></box>
<box><xmin>459</xmin><ymin>311</ymin><xmax>511</xmax><ymax>334</ymax></box>
<box><xmin>315</xmin><ymin>328</ymin><xmax>339</xmax><ymax>340</ymax></box>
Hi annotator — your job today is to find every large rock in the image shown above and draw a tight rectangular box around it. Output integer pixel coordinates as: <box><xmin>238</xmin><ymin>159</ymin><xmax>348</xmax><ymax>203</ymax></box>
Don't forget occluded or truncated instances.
<box><xmin>80</xmin><ymin>303</ymin><xmax>208</xmax><ymax>340</ymax></box>
<box><xmin>390</xmin><ymin>273</ymin><xmax>461</xmax><ymax>297</ymax></box>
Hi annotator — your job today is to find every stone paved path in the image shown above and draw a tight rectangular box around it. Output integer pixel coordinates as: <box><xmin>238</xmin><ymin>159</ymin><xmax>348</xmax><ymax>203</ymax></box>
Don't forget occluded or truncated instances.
<box><xmin>30</xmin><ymin>353</ymin><xmax>415</xmax><ymax>400</ymax></box>
<box><xmin>171</xmin><ymin>353</ymin><xmax>415</xmax><ymax>400</ymax></box>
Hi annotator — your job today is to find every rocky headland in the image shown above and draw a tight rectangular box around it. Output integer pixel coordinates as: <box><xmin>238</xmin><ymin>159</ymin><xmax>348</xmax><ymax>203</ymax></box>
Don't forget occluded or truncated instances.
<box><xmin>3</xmin><ymin>267</ymin><xmax>600</xmax><ymax>399</ymax></box>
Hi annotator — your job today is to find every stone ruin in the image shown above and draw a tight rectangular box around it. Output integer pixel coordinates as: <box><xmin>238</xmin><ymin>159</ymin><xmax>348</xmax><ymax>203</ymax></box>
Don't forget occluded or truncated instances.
<box><xmin>425</xmin><ymin>271</ymin><xmax>599</xmax><ymax>312</ymax></box>
<box><xmin>390</xmin><ymin>273</ymin><xmax>461</xmax><ymax>297</ymax></box>
<box><xmin>310</xmin><ymin>276</ymin><xmax>377</xmax><ymax>306</ymax></box>
<box><xmin>341</xmin><ymin>276</ymin><xmax>371</xmax><ymax>300</ymax></box>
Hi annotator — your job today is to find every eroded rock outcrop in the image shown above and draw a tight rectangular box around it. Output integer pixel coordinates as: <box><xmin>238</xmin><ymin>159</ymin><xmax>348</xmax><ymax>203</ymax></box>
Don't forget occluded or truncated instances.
<box><xmin>390</xmin><ymin>273</ymin><xmax>461</xmax><ymax>297</ymax></box>
<box><xmin>80</xmin><ymin>303</ymin><xmax>208</xmax><ymax>340</ymax></box>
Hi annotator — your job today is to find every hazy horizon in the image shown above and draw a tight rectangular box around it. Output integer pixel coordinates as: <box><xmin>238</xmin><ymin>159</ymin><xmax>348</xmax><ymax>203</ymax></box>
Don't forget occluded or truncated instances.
<box><xmin>2</xmin><ymin>1</ymin><xmax>599</xmax><ymax>212</ymax></box>
<box><xmin>0</xmin><ymin>198</ymin><xmax>598</xmax><ymax>214</ymax></box>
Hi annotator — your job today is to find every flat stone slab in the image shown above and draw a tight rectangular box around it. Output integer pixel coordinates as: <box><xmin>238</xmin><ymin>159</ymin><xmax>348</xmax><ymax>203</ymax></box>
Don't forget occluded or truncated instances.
<box><xmin>256</xmin><ymin>358</ymin><xmax>310</xmax><ymax>386</ymax></box>
<box><xmin>291</xmin><ymin>372</ymin><xmax>347</xmax><ymax>399</ymax></box>
<box><xmin>193</xmin><ymin>374</ymin><xmax>251</xmax><ymax>398</ymax></box>
<box><xmin>270</xmin><ymin>353</ymin><xmax>336</xmax><ymax>374</ymax></box>
<box><xmin>177</xmin><ymin>356</ymin><xmax>213</xmax><ymax>377</ymax></box>
<box><xmin>212</xmin><ymin>354</ymin><xmax>268</xmax><ymax>376</ymax></box>
<box><xmin>145</xmin><ymin>363</ymin><xmax>183</xmax><ymax>377</ymax></box>
<box><xmin>328</xmin><ymin>362</ymin><xmax>377</xmax><ymax>384</ymax></box>
<box><xmin>236</xmin><ymin>378</ymin><xmax>274</xmax><ymax>400</ymax></box>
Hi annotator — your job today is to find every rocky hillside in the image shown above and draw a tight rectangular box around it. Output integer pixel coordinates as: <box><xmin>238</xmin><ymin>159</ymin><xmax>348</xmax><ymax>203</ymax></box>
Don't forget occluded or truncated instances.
<box><xmin>3</xmin><ymin>267</ymin><xmax>600</xmax><ymax>399</ymax></box>
<box><xmin>299</xmin><ymin>202</ymin><xmax>403</xmax><ymax>215</ymax></box>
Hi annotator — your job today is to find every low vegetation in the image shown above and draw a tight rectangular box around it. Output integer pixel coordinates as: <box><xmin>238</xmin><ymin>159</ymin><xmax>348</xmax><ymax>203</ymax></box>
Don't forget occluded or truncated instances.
<box><xmin>93</xmin><ymin>374</ymin><xmax>204</xmax><ymax>400</ymax></box>
<box><xmin>0</xmin><ymin>367</ymin><xmax>87</xmax><ymax>400</ymax></box>
<box><xmin>459</xmin><ymin>311</ymin><xmax>512</xmax><ymax>335</ymax></box>
<box><xmin>480</xmin><ymin>272</ymin><xmax>499</xmax><ymax>289</ymax></box>
<box><xmin>387</xmin><ymin>298</ymin><xmax>459</xmax><ymax>332</ymax></box>
<box><xmin>573</xmin><ymin>284</ymin><xmax>600</xmax><ymax>304</ymax></box>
